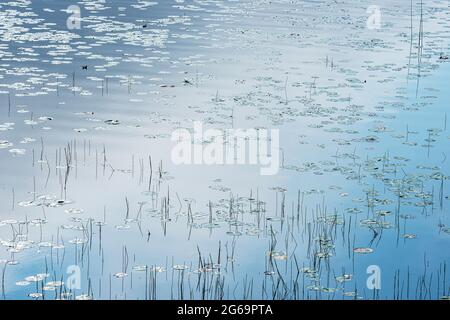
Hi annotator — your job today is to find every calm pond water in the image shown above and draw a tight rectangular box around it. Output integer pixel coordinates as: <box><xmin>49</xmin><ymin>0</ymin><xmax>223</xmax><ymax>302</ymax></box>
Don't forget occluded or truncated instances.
<box><xmin>0</xmin><ymin>0</ymin><xmax>449</xmax><ymax>300</ymax></box>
